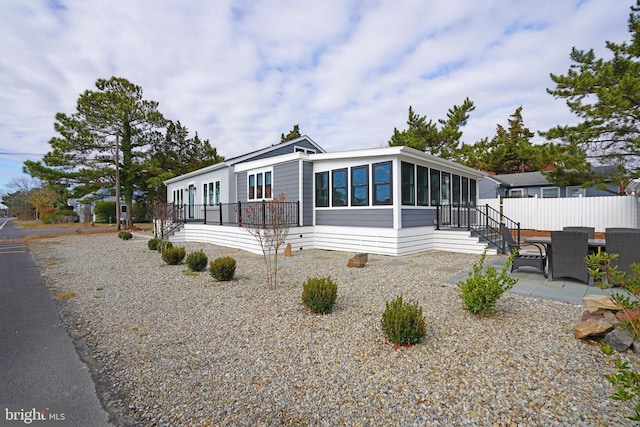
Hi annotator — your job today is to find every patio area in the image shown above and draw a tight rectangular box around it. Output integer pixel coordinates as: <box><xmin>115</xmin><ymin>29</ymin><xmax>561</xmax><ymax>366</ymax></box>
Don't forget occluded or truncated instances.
<box><xmin>446</xmin><ymin>255</ymin><xmax>627</xmax><ymax>305</ymax></box>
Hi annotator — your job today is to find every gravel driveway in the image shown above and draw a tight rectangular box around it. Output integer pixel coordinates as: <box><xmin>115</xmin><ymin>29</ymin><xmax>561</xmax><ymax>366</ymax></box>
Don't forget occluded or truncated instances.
<box><xmin>29</xmin><ymin>233</ymin><xmax>635</xmax><ymax>426</ymax></box>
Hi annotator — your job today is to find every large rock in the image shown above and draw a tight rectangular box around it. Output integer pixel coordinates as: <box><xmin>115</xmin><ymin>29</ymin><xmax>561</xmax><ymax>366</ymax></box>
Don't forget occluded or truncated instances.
<box><xmin>583</xmin><ymin>295</ymin><xmax>621</xmax><ymax>313</ymax></box>
<box><xmin>604</xmin><ymin>327</ymin><xmax>634</xmax><ymax>352</ymax></box>
<box><xmin>347</xmin><ymin>253</ymin><xmax>368</xmax><ymax>268</ymax></box>
<box><xmin>284</xmin><ymin>242</ymin><xmax>292</xmax><ymax>257</ymax></box>
<box><xmin>574</xmin><ymin>312</ymin><xmax>617</xmax><ymax>339</ymax></box>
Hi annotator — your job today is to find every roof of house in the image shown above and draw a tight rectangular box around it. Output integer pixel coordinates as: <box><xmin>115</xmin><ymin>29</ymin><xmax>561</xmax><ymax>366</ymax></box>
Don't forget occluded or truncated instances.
<box><xmin>489</xmin><ymin>165</ymin><xmax>619</xmax><ymax>188</ymax></box>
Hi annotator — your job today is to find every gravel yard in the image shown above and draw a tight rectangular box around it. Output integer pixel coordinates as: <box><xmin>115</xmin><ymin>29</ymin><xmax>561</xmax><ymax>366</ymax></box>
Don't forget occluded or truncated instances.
<box><xmin>29</xmin><ymin>233</ymin><xmax>636</xmax><ymax>426</ymax></box>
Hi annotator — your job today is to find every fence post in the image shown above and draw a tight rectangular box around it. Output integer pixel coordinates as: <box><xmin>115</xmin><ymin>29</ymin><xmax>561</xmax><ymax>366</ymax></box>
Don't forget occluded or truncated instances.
<box><xmin>467</xmin><ymin>204</ymin><xmax>471</xmax><ymax>230</ymax></box>
<box><xmin>237</xmin><ymin>201</ymin><xmax>242</xmax><ymax>226</ymax></box>
<box><xmin>262</xmin><ymin>200</ymin><xmax>266</xmax><ymax>225</ymax></box>
<box><xmin>204</xmin><ymin>204</ymin><xmax>207</xmax><ymax>224</ymax></box>
<box><xmin>296</xmin><ymin>201</ymin><xmax>300</xmax><ymax>227</ymax></box>
<box><xmin>517</xmin><ymin>222</ymin><xmax>521</xmax><ymax>243</ymax></box>
<box><xmin>436</xmin><ymin>205</ymin><xmax>440</xmax><ymax>230</ymax></box>
<box><xmin>219</xmin><ymin>202</ymin><xmax>223</xmax><ymax>225</ymax></box>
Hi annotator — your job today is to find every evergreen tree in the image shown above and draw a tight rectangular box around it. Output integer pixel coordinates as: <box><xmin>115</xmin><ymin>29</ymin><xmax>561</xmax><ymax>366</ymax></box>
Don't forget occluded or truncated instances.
<box><xmin>543</xmin><ymin>0</ymin><xmax>640</xmax><ymax>179</ymax></box>
<box><xmin>389</xmin><ymin>99</ymin><xmax>475</xmax><ymax>158</ymax></box>
<box><xmin>24</xmin><ymin>77</ymin><xmax>166</xmax><ymax>228</ymax></box>
<box><xmin>281</xmin><ymin>124</ymin><xmax>301</xmax><ymax>142</ymax></box>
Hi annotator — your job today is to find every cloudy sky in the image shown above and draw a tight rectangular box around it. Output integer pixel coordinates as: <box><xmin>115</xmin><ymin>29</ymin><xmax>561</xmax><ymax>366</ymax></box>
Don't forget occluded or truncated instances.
<box><xmin>0</xmin><ymin>0</ymin><xmax>632</xmax><ymax>197</ymax></box>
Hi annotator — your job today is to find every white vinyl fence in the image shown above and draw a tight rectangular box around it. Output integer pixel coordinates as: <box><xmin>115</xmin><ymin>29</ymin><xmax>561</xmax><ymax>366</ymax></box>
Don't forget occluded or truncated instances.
<box><xmin>478</xmin><ymin>196</ymin><xmax>639</xmax><ymax>232</ymax></box>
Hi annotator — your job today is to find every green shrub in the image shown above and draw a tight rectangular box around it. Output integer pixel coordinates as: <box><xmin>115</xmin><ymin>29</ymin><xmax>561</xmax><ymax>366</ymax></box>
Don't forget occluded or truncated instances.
<box><xmin>148</xmin><ymin>238</ymin><xmax>161</xmax><ymax>250</ymax></box>
<box><xmin>42</xmin><ymin>210</ymin><xmax>78</xmax><ymax>224</ymax></box>
<box><xmin>94</xmin><ymin>201</ymin><xmax>116</xmax><ymax>223</ymax></box>
<box><xmin>301</xmin><ymin>276</ymin><xmax>338</xmax><ymax>314</ymax></box>
<box><xmin>186</xmin><ymin>249</ymin><xmax>208</xmax><ymax>272</ymax></box>
<box><xmin>209</xmin><ymin>256</ymin><xmax>236</xmax><ymax>281</ymax></box>
<box><xmin>162</xmin><ymin>246</ymin><xmax>186</xmax><ymax>265</ymax></box>
<box><xmin>381</xmin><ymin>295</ymin><xmax>426</xmax><ymax>345</ymax></box>
<box><xmin>117</xmin><ymin>231</ymin><xmax>133</xmax><ymax>240</ymax></box>
<box><xmin>157</xmin><ymin>240</ymin><xmax>173</xmax><ymax>253</ymax></box>
<box><xmin>457</xmin><ymin>247</ymin><xmax>518</xmax><ymax>317</ymax></box>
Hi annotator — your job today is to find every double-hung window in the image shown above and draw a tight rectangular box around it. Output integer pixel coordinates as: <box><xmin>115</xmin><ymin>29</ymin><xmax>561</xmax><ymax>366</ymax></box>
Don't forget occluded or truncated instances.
<box><xmin>401</xmin><ymin>162</ymin><xmax>415</xmax><ymax>205</ymax></box>
<box><xmin>417</xmin><ymin>166</ymin><xmax>429</xmax><ymax>206</ymax></box>
<box><xmin>430</xmin><ymin>169</ymin><xmax>440</xmax><ymax>205</ymax></box>
<box><xmin>373</xmin><ymin>162</ymin><xmax>392</xmax><ymax>205</ymax></box>
<box><xmin>332</xmin><ymin>169</ymin><xmax>348</xmax><ymax>206</ymax></box>
<box><xmin>315</xmin><ymin>172</ymin><xmax>329</xmax><ymax>207</ymax></box>
<box><xmin>351</xmin><ymin>166</ymin><xmax>369</xmax><ymax>206</ymax></box>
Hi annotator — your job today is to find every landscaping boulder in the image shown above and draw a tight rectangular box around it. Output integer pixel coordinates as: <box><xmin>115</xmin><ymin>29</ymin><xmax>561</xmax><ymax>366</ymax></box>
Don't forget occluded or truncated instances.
<box><xmin>604</xmin><ymin>327</ymin><xmax>634</xmax><ymax>352</ymax></box>
<box><xmin>347</xmin><ymin>253</ymin><xmax>368</xmax><ymax>268</ymax></box>
<box><xmin>573</xmin><ymin>311</ymin><xmax>616</xmax><ymax>339</ymax></box>
<box><xmin>583</xmin><ymin>295</ymin><xmax>620</xmax><ymax>313</ymax></box>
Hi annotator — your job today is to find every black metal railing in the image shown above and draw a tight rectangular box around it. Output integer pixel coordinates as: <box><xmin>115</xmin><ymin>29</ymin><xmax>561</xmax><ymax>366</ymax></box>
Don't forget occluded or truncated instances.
<box><xmin>436</xmin><ymin>204</ymin><xmax>520</xmax><ymax>253</ymax></box>
<box><xmin>166</xmin><ymin>201</ymin><xmax>300</xmax><ymax>227</ymax></box>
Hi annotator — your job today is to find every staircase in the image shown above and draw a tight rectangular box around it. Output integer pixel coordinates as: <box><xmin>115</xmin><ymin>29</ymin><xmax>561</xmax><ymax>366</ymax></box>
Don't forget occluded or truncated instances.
<box><xmin>436</xmin><ymin>204</ymin><xmax>521</xmax><ymax>254</ymax></box>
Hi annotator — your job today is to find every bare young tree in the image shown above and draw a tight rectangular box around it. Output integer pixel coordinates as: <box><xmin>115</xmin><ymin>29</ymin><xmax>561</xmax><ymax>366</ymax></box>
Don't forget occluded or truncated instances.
<box><xmin>240</xmin><ymin>194</ymin><xmax>295</xmax><ymax>289</ymax></box>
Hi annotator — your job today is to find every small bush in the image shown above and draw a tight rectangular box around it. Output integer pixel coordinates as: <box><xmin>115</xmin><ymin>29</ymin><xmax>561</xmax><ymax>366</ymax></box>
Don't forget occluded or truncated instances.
<box><xmin>381</xmin><ymin>295</ymin><xmax>426</xmax><ymax>345</ymax></box>
<box><xmin>186</xmin><ymin>249</ymin><xmax>208</xmax><ymax>272</ymax></box>
<box><xmin>117</xmin><ymin>231</ymin><xmax>133</xmax><ymax>240</ymax></box>
<box><xmin>148</xmin><ymin>238</ymin><xmax>161</xmax><ymax>251</ymax></box>
<box><xmin>162</xmin><ymin>246</ymin><xmax>186</xmax><ymax>265</ymax></box>
<box><xmin>457</xmin><ymin>247</ymin><xmax>517</xmax><ymax>317</ymax></box>
<box><xmin>301</xmin><ymin>276</ymin><xmax>338</xmax><ymax>314</ymax></box>
<box><xmin>209</xmin><ymin>256</ymin><xmax>236</xmax><ymax>281</ymax></box>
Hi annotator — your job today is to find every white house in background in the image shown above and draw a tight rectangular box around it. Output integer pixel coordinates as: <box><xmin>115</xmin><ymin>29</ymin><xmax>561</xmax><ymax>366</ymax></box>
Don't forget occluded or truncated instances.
<box><xmin>163</xmin><ymin>136</ymin><xmax>489</xmax><ymax>256</ymax></box>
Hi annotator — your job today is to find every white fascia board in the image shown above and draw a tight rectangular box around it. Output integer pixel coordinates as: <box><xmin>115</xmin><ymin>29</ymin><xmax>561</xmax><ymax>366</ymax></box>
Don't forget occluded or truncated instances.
<box><xmin>233</xmin><ymin>152</ymin><xmax>307</xmax><ymax>172</ymax></box>
<box><xmin>310</xmin><ymin>146</ymin><xmax>486</xmax><ymax>178</ymax></box>
<box><xmin>163</xmin><ymin>162</ymin><xmax>229</xmax><ymax>185</ymax></box>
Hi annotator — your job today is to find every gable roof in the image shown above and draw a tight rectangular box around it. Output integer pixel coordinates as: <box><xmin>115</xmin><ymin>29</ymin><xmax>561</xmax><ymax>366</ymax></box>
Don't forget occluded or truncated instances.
<box><xmin>164</xmin><ymin>135</ymin><xmax>325</xmax><ymax>185</ymax></box>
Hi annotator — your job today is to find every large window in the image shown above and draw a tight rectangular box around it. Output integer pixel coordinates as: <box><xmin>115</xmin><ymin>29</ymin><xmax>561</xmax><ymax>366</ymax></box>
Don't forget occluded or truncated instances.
<box><xmin>430</xmin><ymin>169</ymin><xmax>440</xmax><ymax>205</ymax></box>
<box><xmin>462</xmin><ymin>177</ymin><xmax>469</xmax><ymax>206</ymax></box>
<box><xmin>567</xmin><ymin>186</ymin><xmax>585</xmax><ymax>197</ymax></box>
<box><xmin>441</xmin><ymin>172</ymin><xmax>450</xmax><ymax>205</ymax></box>
<box><xmin>351</xmin><ymin>165</ymin><xmax>369</xmax><ymax>206</ymax></box>
<box><xmin>203</xmin><ymin>181</ymin><xmax>221</xmax><ymax>206</ymax></box>
<box><xmin>417</xmin><ymin>166</ymin><xmax>429</xmax><ymax>206</ymax></box>
<box><xmin>373</xmin><ymin>162</ymin><xmax>392</xmax><ymax>205</ymax></box>
<box><xmin>401</xmin><ymin>162</ymin><xmax>415</xmax><ymax>205</ymax></box>
<box><xmin>248</xmin><ymin>169</ymin><xmax>273</xmax><ymax>201</ymax></box>
<box><xmin>469</xmin><ymin>179</ymin><xmax>476</xmax><ymax>206</ymax></box>
<box><xmin>542</xmin><ymin>187</ymin><xmax>559</xmax><ymax>198</ymax></box>
<box><xmin>452</xmin><ymin>174</ymin><xmax>461</xmax><ymax>206</ymax></box>
<box><xmin>315</xmin><ymin>172</ymin><xmax>329</xmax><ymax>207</ymax></box>
<box><xmin>332</xmin><ymin>169</ymin><xmax>348</xmax><ymax>206</ymax></box>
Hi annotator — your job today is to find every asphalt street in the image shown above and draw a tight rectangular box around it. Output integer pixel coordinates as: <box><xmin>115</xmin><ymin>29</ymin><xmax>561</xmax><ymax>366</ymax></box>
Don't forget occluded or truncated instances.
<box><xmin>0</xmin><ymin>218</ymin><xmax>111</xmax><ymax>426</ymax></box>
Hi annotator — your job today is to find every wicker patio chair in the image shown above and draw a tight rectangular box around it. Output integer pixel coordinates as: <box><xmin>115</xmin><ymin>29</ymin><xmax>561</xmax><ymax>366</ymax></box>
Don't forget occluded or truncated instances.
<box><xmin>550</xmin><ymin>231</ymin><xmax>590</xmax><ymax>283</ymax></box>
<box><xmin>499</xmin><ymin>224</ymin><xmax>547</xmax><ymax>277</ymax></box>
<box><xmin>606</xmin><ymin>230</ymin><xmax>640</xmax><ymax>276</ymax></box>
<box><xmin>563</xmin><ymin>226</ymin><xmax>595</xmax><ymax>239</ymax></box>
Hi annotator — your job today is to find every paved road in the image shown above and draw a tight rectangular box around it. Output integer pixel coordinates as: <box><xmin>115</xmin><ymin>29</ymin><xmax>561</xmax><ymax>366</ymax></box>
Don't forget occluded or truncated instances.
<box><xmin>0</xmin><ymin>218</ymin><xmax>111</xmax><ymax>426</ymax></box>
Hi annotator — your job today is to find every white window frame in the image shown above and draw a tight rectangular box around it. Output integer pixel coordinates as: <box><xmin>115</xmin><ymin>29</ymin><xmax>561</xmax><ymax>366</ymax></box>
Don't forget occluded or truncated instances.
<box><xmin>541</xmin><ymin>187</ymin><xmax>559</xmax><ymax>198</ymax></box>
<box><xmin>509</xmin><ymin>188</ymin><xmax>523</xmax><ymax>197</ymax></box>
<box><xmin>202</xmin><ymin>180</ymin><xmax>221</xmax><ymax>206</ymax></box>
<box><xmin>567</xmin><ymin>186</ymin><xmax>586</xmax><ymax>197</ymax></box>
<box><xmin>247</xmin><ymin>167</ymin><xmax>273</xmax><ymax>201</ymax></box>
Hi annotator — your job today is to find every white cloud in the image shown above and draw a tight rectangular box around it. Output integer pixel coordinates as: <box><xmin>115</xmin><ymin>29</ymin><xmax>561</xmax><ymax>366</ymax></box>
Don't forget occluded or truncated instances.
<box><xmin>0</xmin><ymin>0</ymin><xmax>633</xmax><ymax>193</ymax></box>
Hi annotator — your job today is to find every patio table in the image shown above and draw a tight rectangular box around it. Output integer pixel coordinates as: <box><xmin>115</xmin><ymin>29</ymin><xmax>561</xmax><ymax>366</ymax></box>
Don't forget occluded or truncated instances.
<box><xmin>524</xmin><ymin>236</ymin><xmax>605</xmax><ymax>281</ymax></box>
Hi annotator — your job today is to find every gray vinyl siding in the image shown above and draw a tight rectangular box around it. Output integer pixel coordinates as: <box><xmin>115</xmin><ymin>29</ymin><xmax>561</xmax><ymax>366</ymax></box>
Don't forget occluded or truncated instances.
<box><xmin>274</xmin><ymin>161</ymin><xmax>299</xmax><ymax>200</ymax></box>
<box><xmin>302</xmin><ymin>161</ymin><xmax>313</xmax><ymax>226</ymax></box>
<box><xmin>316</xmin><ymin>209</ymin><xmax>393</xmax><ymax>228</ymax></box>
<box><xmin>402</xmin><ymin>209</ymin><xmax>437</xmax><ymax>227</ymax></box>
<box><xmin>236</xmin><ymin>172</ymin><xmax>247</xmax><ymax>202</ymax></box>
<box><xmin>238</xmin><ymin>140</ymin><xmax>319</xmax><ymax>163</ymax></box>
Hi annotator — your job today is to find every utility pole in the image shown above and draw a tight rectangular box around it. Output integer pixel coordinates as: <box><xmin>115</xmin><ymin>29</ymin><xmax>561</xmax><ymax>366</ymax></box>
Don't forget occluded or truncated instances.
<box><xmin>115</xmin><ymin>134</ymin><xmax>121</xmax><ymax>231</ymax></box>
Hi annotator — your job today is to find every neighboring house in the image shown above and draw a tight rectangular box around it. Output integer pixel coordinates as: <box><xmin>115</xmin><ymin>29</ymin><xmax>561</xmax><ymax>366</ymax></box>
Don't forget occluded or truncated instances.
<box><xmin>68</xmin><ymin>188</ymin><xmax>128</xmax><ymax>223</ymax></box>
<box><xmin>163</xmin><ymin>136</ymin><xmax>489</xmax><ymax>256</ymax></box>
<box><xmin>478</xmin><ymin>166</ymin><xmax>623</xmax><ymax>199</ymax></box>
